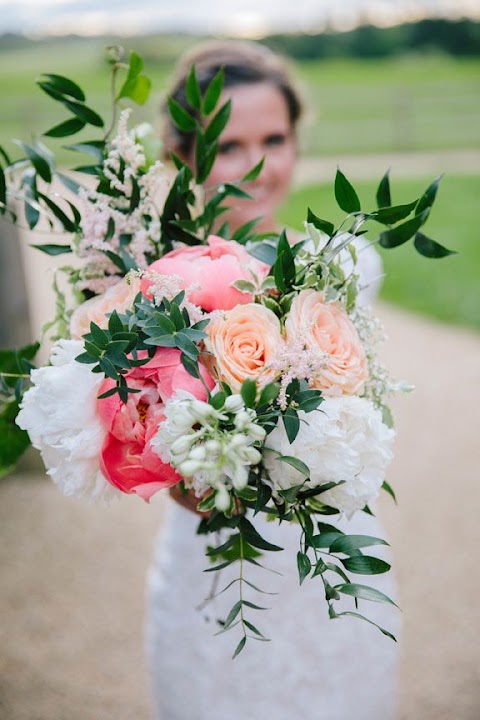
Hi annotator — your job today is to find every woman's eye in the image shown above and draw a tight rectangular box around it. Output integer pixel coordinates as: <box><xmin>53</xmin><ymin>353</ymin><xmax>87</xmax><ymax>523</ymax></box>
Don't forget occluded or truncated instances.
<box><xmin>265</xmin><ymin>133</ymin><xmax>287</xmax><ymax>147</ymax></box>
<box><xmin>218</xmin><ymin>140</ymin><xmax>240</xmax><ymax>155</ymax></box>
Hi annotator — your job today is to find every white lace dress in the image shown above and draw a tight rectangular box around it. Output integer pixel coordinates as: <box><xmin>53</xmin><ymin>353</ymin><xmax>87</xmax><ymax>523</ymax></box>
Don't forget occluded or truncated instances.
<box><xmin>145</xmin><ymin>239</ymin><xmax>400</xmax><ymax>720</ymax></box>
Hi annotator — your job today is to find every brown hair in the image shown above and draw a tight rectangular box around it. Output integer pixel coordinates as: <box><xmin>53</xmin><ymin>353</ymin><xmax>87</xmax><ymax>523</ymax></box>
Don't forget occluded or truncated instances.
<box><xmin>161</xmin><ymin>39</ymin><xmax>303</xmax><ymax>158</ymax></box>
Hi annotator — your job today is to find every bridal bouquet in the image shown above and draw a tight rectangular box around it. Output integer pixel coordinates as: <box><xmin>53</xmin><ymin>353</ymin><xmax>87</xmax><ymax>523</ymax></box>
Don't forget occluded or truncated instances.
<box><xmin>0</xmin><ymin>49</ymin><xmax>453</xmax><ymax>657</ymax></box>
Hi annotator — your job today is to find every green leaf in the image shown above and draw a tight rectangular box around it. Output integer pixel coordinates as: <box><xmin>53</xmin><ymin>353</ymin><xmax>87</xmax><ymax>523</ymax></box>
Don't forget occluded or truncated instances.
<box><xmin>186</xmin><ymin>66</ymin><xmax>202</xmax><ymax>110</ymax></box>
<box><xmin>65</xmin><ymin>140</ymin><xmax>105</xmax><ymax>162</ymax></box>
<box><xmin>335</xmin><ymin>583</ymin><xmax>398</xmax><ymax>606</ymax></box>
<box><xmin>254</xmin><ymin>482</ymin><xmax>272</xmax><ymax>515</ymax></box>
<box><xmin>414</xmin><ymin>232</ymin><xmax>456</xmax><ymax>259</ymax></box>
<box><xmin>307</xmin><ymin>207</ymin><xmax>334</xmax><ymax>236</ymax></box>
<box><xmin>379</xmin><ymin>210</ymin><xmax>429</xmax><ymax>249</ymax></box>
<box><xmin>0</xmin><ymin>401</ymin><xmax>31</xmax><ymax>478</ymax></box>
<box><xmin>204</xmin><ymin>100</ymin><xmax>231</xmax><ymax>145</ymax></box>
<box><xmin>247</xmin><ymin>241</ymin><xmax>277</xmax><ymax>267</ymax></box>
<box><xmin>39</xmin><ymin>73</ymin><xmax>86</xmax><ymax>101</ymax></box>
<box><xmin>334</xmin><ymin>168</ymin><xmax>361</xmax><ymax>213</ymax></box>
<box><xmin>240</xmin><ymin>379</ymin><xmax>257</xmax><ymax>408</ymax></box>
<box><xmin>258</xmin><ymin>382</ymin><xmax>280</xmax><ymax>407</ymax></box>
<box><xmin>330</xmin><ymin>535</ymin><xmax>389</xmax><ymax>554</ymax></box>
<box><xmin>416</xmin><ymin>175</ymin><xmax>442</xmax><ymax>216</ymax></box>
<box><xmin>232</xmin><ymin>635</ymin><xmax>247</xmax><ymax>659</ymax></box>
<box><xmin>376</xmin><ymin>170</ymin><xmax>391</xmax><ymax>208</ymax></box>
<box><xmin>382</xmin><ymin>480</ymin><xmax>397</xmax><ymax>503</ymax></box>
<box><xmin>335</xmin><ymin>610</ymin><xmax>397</xmax><ymax>641</ymax></box>
<box><xmin>282</xmin><ymin>407</ymin><xmax>300</xmax><ymax>443</ymax></box>
<box><xmin>175</xmin><ymin>332</ymin><xmax>198</xmax><ymax>359</ymax></box>
<box><xmin>203</xmin><ymin>68</ymin><xmax>224</xmax><ymax>115</ymax></box>
<box><xmin>63</xmin><ymin>100</ymin><xmax>104</xmax><ymax>128</ymax></box>
<box><xmin>240</xmin><ymin>517</ymin><xmax>283</xmax><ymax>552</ymax></box>
<box><xmin>44</xmin><ymin>117</ymin><xmax>86</xmax><ymax>138</ymax></box>
<box><xmin>296</xmin><ymin>390</ymin><xmax>324</xmax><ymax>412</ymax></box>
<box><xmin>224</xmin><ymin>600</ymin><xmax>243</xmax><ymax>629</ymax></box>
<box><xmin>371</xmin><ymin>201</ymin><xmax>417</xmax><ymax>225</ymax></box>
<box><xmin>243</xmin><ymin>620</ymin><xmax>268</xmax><ymax>639</ymax></box>
<box><xmin>37</xmin><ymin>192</ymin><xmax>76</xmax><ymax>232</ymax></box>
<box><xmin>310</xmin><ymin>532</ymin><xmax>343</xmax><ymax>549</ymax></box>
<box><xmin>118</xmin><ymin>74</ymin><xmax>151</xmax><ymax>105</ymax></box>
<box><xmin>278</xmin><ymin>455</ymin><xmax>310</xmax><ymax>477</ymax></box>
<box><xmin>30</xmin><ymin>243</ymin><xmax>71</xmax><ymax>256</ymax></box>
<box><xmin>17</xmin><ymin>141</ymin><xmax>52</xmax><ymax>183</ymax></box>
<box><xmin>241</xmin><ymin>158</ymin><xmax>264</xmax><ymax>183</ymax></box>
<box><xmin>167</xmin><ymin>97</ymin><xmax>197</xmax><ymax>132</ymax></box>
<box><xmin>297</xmin><ymin>551</ymin><xmax>312</xmax><ymax>585</ymax></box>
<box><xmin>341</xmin><ymin>555</ymin><xmax>391</xmax><ymax>575</ymax></box>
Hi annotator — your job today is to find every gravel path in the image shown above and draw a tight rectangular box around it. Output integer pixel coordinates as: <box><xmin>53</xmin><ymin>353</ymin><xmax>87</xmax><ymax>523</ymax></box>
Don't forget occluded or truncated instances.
<box><xmin>1</xmin><ymin>304</ymin><xmax>479</xmax><ymax>720</ymax></box>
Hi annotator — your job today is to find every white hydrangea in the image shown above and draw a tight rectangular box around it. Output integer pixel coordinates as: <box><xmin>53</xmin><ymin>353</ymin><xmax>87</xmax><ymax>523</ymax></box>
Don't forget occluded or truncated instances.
<box><xmin>264</xmin><ymin>396</ymin><xmax>394</xmax><ymax>516</ymax></box>
<box><xmin>16</xmin><ymin>340</ymin><xmax>118</xmax><ymax>502</ymax></box>
<box><xmin>152</xmin><ymin>393</ymin><xmax>265</xmax><ymax>511</ymax></box>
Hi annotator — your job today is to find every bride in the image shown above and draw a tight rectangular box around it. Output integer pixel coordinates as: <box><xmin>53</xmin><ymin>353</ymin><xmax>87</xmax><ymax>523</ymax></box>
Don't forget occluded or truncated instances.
<box><xmin>146</xmin><ymin>40</ymin><xmax>400</xmax><ymax>720</ymax></box>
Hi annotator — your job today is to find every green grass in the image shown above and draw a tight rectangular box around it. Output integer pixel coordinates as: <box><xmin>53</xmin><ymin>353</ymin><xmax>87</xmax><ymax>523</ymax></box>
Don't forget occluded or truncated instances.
<box><xmin>279</xmin><ymin>174</ymin><xmax>480</xmax><ymax>331</ymax></box>
<box><xmin>0</xmin><ymin>38</ymin><xmax>478</xmax><ymax>158</ymax></box>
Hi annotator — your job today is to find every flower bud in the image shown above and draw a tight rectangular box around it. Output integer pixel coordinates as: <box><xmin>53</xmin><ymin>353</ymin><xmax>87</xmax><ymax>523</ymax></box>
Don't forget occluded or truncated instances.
<box><xmin>246</xmin><ymin>423</ymin><xmax>266</xmax><ymax>442</ymax></box>
<box><xmin>214</xmin><ymin>483</ymin><xmax>231</xmax><ymax>512</ymax></box>
<box><xmin>234</xmin><ymin>410</ymin><xmax>252</xmax><ymax>431</ymax></box>
<box><xmin>188</xmin><ymin>400</ymin><xmax>214</xmax><ymax>422</ymax></box>
<box><xmin>177</xmin><ymin>459</ymin><xmax>203</xmax><ymax>477</ymax></box>
<box><xmin>205</xmin><ymin>439</ymin><xmax>221</xmax><ymax>454</ymax></box>
<box><xmin>229</xmin><ymin>434</ymin><xmax>249</xmax><ymax>449</ymax></box>
<box><xmin>188</xmin><ymin>445</ymin><xmax>207</xmax><ymax>461</ymax></box>
<box><xmin>224</xmin><ymin>395</ymin><xmax>244</xmax><ymax>413</ymax></box>
<box><xmin>170</xmin><ymin>435</ymin><xmax>194</xmax><ymax>457</ymax></box>
<box><xmin>230</xmin><ymin>463</ymin><xmax>249</xmax><ymax>490</ymax></box>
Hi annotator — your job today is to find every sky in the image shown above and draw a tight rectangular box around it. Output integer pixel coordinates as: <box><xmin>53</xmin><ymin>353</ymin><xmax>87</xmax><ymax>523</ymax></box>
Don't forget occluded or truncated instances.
<box><xmin>0</xmin><ymin>0</ymin><xmax>479</xmax><ymax>37</ymax></box>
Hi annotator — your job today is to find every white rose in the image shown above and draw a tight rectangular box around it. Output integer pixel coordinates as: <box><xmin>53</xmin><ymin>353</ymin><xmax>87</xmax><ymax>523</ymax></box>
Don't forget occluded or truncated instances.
<box><xmin>264</xmin><ymin>396</ymin><xmax>394</xmax><ymax>515</ymax></box>
<box><xmin>16</xmin><ymin>340</ymin><xmax>118</xmax><ymax>501</ymax></box>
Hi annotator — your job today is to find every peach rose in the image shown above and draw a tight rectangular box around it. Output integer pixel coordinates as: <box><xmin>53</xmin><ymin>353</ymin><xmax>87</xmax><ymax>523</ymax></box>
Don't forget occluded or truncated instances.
<box><xmin>70</xmin><ymin>276</ymin><xmax>141</xmax><ymax>339</ymax></box>
<box><xmin>285</xmin><ymin>289</ymin><xmax>368</xmax><ymax>396</ymax></box>
<box><xmin>141</xmin><ymin>235</ymin><xmax>269</xmax><ymax>312</ymax></box>
<box><xmin>205</xmin><ymin>304</ymin><xmax>283</xmax><ymax>393</ymax></box>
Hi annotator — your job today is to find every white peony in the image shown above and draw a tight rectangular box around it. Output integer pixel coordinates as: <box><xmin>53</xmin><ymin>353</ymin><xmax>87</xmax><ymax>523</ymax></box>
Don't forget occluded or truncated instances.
<box><xmin>264</xmin><ymin>396</ymin><xmax>394</xmax><ymax>515</ymax></box>
<box><xmin>16</xmin><ymin>340</ymin><xmax>118</xmax><ymax>502</ymax></box>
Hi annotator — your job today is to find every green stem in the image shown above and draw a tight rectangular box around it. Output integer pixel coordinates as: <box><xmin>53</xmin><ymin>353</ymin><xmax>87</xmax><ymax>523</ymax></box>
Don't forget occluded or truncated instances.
<box><xmin>104</xmin><ymin>63</ymin><xmax>122</xmax><ymax>142</ymax></box>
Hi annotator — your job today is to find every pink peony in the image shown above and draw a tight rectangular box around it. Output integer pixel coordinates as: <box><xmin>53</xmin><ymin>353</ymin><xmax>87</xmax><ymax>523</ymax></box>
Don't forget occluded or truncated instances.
<box><xmin>141</xmin><ymin>235</ymin><xmax>269</xmax><ymax>312</ymax></box>
<box><xmin>97</xmin><ymin>348</ymin><xmax>215</xmax><ymax>501</ymax></box>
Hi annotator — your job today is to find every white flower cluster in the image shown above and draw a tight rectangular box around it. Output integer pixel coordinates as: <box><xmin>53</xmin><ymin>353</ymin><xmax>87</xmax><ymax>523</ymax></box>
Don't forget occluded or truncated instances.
<box><xmin>74</xmin><ymin>110</ymin><xmax>167</xmax><ymax>293</ymax></box>
<box><xmin>264</xmin><ymin>396</ymin><xmax>395</xmax><ymax>516</ymax></box>
<box><xmin>152</xmin><ymin>393</ymin><xmax>266</xmax><ymax>511</ymax></box>
<box><xmin>15</xmin><ymin>340</ymin><xmax>118</xmax><ymax>502</ymax></box>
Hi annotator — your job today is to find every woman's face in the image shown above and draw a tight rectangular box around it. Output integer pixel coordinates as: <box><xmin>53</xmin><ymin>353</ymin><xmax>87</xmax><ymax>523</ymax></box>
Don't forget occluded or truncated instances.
<box><xmin>192</xmin><ymin>82</ymin><xmax>297</xmax><ymax>234</ymax></box>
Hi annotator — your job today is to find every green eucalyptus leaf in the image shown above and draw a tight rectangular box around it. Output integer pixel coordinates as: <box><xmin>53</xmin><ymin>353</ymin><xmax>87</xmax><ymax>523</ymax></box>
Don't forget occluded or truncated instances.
<box><xmin>65</xmin><ymin>140</ymin><xmax>105</xmax><ymax>162</ymax></box>
<box><xmin>335</xmin><ymin>168</ymin><xmax>361</xmax><ymax>213</ymax></box>
<box><xmin>175</xmin><ymin>332</ymin><xmax>198</xmax><ymax>359</ymax></box>
<box><xmin>376</xmin><ymin>170</ymin><xmax>391</xmax><ymax>208</ymax></box>
<box><xmin>37</xmin><ymin>192</ymin><xmax>76</xmax><ymax>232</ymax></box>
<box><xmin>382</xmin><ymin>480</ymin><xmax>397</xmax><ymax>503</ymax></box>
<box><xmin>414</xmin><ymin>232</ymin><xmax>456</xmax><ymax>258</ymax></box>
<box><xmin>240</xmin><ymin>517</ymin><xmax>283</xmax><ymax>552</ymax></box>
<box><xmin>335</xmin><ymin>610</ymin><xmax>397</xmax><ymax>641</ymax></box>
<box><xmin>247</xmin><ymin>241</ymin><xmax>277</xmax><ymax>267</ymax></box>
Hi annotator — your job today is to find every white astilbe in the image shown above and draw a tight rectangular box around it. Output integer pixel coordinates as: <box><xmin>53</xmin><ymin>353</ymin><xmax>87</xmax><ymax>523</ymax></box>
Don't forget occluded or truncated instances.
<box><xmin>139</xmin><ymin>270</ymin><xmax>203</xmax><ymax>324</ymax></box>
<box><xmin>15</xmin><ymin>340</ymin><xmax>118</xmax><ymax>502</ymax></box>
<box><xmin>74</xmin><ymin>110</ymin><xmax>167</xmax><ymax>293</ymax></box>
<box><xmin>152</xmin><ymin>393</ymin><xmax>266</xmax><ymax>511</ymax></box>
<box><xmin>264</xmin><ymin>396</ymin><xmax>394</xmax><ymax>516</ymax></box>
